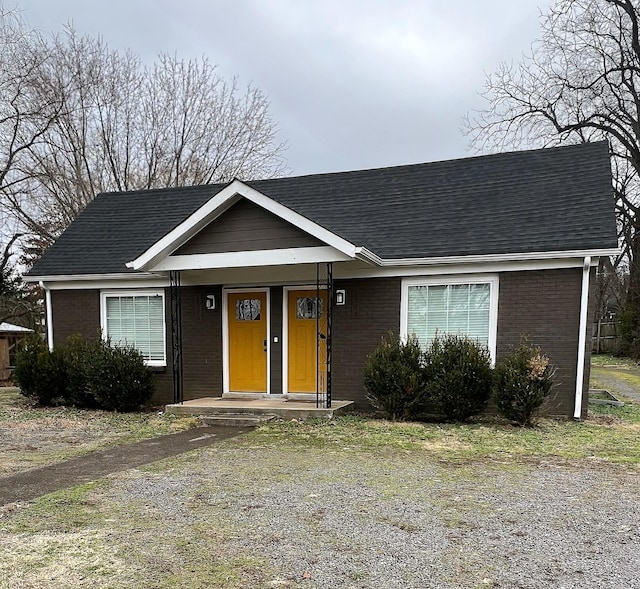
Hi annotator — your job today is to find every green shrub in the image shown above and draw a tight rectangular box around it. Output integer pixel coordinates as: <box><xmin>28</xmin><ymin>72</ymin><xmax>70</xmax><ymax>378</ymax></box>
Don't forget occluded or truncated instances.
<box><xmin>85</xmin><ymin>341</ymin><xmax>155</xmax><ymax>412</ymax></box>
<box><xmin>14</xmin><ymin>334</ymin><xmax>155</xmax><ymax>412</ymax></box>
<box><xmin>363</xmin><ymin>333</ymin><xmax>427</xmax><ymax>420</ymax></box>
<box><xmin>493</xmin><ymin>342</ymin><xmax>555</xmax><ymax>427</ymax></box>
<box><xmin>63</xmin><ymin>335</ymin><xmax>101</xmax><ymax>408</ymax></box>
<box><xmin>425</xmin><ymin>334</ymin><xmax>493</xmax><ymax>421</ymax></box>
<box><xmin>13</xmin><ymin>336</ymin><xmax>68</xmax><ymax>405</ymax></box>
<box><xmin>618</xmin><ymin>308</ymin><xmax>640</xmax><ymax>359</ymax></box>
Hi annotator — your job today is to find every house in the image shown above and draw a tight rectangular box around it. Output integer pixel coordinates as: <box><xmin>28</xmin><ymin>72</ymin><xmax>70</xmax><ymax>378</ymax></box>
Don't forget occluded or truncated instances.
<box><xmin>25</xmin><ymin>142</ymin><xmax>618</xmax><ymax>418</ymax></box>
<box><xmin>0</xmin><ymin>322</ymin><xmax>33</xmax><ymax>381</ymax></box>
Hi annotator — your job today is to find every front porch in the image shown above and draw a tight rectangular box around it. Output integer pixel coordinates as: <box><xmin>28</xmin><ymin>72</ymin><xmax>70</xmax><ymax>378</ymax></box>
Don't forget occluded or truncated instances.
<box><xmin>165</xmin><ymin>396</ymin><xmax>355</xmax><ymax>420</ymax></box>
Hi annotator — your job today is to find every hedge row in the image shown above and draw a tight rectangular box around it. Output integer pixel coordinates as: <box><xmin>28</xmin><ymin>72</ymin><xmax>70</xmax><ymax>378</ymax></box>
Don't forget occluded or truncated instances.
<box><xmin>13</xmin><ymin>335</ymin><xmax>155</xmax><ymax>412</ymax></box>
<box><xmin>364</xmin><ymin>333</ymin><xmax>555</xmax><ymax>426</ymax></box>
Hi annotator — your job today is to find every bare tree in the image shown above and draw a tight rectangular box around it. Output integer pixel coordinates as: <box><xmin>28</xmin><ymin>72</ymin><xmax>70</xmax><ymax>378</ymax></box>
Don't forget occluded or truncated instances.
<box><xmin>0</xmin><ymin>19</ymin><xmax>287</xmax><ymax>260</ymax></box>
<box><xmin>0</xmin><ymin>4</ymin><xmax>63</xmax><ymax>244</ymax></box>
<box><xmin>464</xmin><ymin>0</ymin><xmax>640</xmax><ymax>347</ymax></box>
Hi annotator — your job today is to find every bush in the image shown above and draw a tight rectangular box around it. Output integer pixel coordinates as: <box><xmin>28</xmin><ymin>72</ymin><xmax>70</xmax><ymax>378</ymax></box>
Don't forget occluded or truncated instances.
<box><xmin>85</xmin><ymin>340</ymin><xmax>155</xmax><ymax>412</ymax></box>
<box><xmin>425</xmin><ymin>334</ymin><xmax>493</xmax><ymax>421</ymax></box>
<box><xmin>63</xmin><ymin>335</ymin><xmax>101</xmax><ymax>408</ymax></box>
<box><xmin>493</xmin><ymin>342</ymin><xmax>555</xmax><ymax>427</ymax></box>
<box><xmin>618</xmin><ymin>308</ymin><xmax>640</xmax><ymax>359</ymax></box>
<box><xmin>14</xmin><ymin>336</ymin><xmax>68</xmax><ymax>405</ymax></box>
<box><xmin>363</xmin><ymin>333</ymin><xmax>427</xmax><ymax>420</ymax></box>
<box><xmin>13</xmin><ymin>334</ymin><xmax>155</xmax><ymax>412</ymax></box>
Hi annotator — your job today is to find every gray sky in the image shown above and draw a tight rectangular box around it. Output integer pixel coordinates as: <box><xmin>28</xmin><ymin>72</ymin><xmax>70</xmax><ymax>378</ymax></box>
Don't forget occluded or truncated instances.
<box><xmin>20</xmin><ymin>0</ymin><xmax>554</xmax><ymax>176</ymax></box>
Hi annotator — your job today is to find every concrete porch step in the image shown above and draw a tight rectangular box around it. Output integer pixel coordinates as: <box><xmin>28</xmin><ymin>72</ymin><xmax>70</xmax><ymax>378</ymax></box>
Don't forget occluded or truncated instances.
<box><xmin>200</xmin><ymin>413</ymin><xmax>277</xmax><ymax>427</ymax></box>
<box><xmin>166</xmin><ymin>397</ymin><xmax>354</xmax><ymax>421</ymax></box>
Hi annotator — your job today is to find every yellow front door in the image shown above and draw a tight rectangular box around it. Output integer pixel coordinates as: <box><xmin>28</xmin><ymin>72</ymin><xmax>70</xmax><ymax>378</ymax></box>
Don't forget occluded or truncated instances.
<box><xmin>287</xmin><ymin>289</ymin><xmax>327</xmax><ymax>393</ymax></box>
<box><xmin>228</xmin><ymin>291</ymin><xmax>267</xmax><ymax>392</ymax></box>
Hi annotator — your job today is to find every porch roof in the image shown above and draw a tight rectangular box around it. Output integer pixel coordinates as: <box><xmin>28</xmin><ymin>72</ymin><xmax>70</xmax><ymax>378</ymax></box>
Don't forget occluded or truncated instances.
<box><xmin>27</xmin><ymin>141</ymin><xmax>617</xmax><ymax>278</ymax></box>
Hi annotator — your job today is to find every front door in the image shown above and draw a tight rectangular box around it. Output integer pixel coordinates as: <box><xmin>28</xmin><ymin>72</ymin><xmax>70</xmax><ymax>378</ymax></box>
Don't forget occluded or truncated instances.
<box><xmin>227</xmin><ymin>291</ymin><xmax>267</xmax><ymax>392</ymax></box>
<box><xmin>287</xmin><ymin>289</ymin><xmax>328</xmax><ymax>393</ymax></box>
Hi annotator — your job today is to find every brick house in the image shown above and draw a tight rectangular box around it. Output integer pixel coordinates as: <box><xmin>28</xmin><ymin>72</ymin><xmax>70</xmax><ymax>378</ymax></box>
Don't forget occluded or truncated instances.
<box><xmin>26</xmin><ymin>142</ymin><xmax>618</xmax><ymax>418</ymax></box>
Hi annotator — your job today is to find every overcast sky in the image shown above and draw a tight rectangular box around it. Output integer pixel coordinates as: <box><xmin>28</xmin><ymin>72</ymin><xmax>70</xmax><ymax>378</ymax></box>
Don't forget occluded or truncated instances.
<box><xmin>20</xmin><ymin>0</ymin><xmax>555</xmax><ymax>176</ymax></box>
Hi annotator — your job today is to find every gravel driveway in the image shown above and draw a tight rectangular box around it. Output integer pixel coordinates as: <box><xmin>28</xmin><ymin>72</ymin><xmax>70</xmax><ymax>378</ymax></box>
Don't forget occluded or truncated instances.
<box><xmin>74</xmin><ymin>446</ymin><xmax>640</xmax><ymax>589</ymax></box>
<box><xmin>591</xmin><ymin>365</ymin><xmax>640</xmax><ymax>403</ymax></box>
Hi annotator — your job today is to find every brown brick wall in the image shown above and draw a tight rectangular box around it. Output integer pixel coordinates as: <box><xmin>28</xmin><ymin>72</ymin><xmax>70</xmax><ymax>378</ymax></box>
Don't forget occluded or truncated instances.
<box><xmin>153</xmin><ymin>285</ymin><xmax>224</xmax><ymax>405</ymax></box>
<box><xmin>332</xmin><ymin>277</ymin><xmax>402</xmax><ymax>406</ymax></box>
<box><xmin>50</xmin><ymin>286</ymin><xmax>224</xmax><ymax>406</ymax></box>
<box><xmin>51</xmin><ymin>290</ymin><xmax>100</xmax><ymax>344</ymax></box>
<box><xmin>49</xmin><ymin>267</ymin><xmax>593</xmax><ymax>417</ymax></box>
<box><xmin>496</xmin><ymin>267</ymin><xmax>591</xmax><ymax>417</ymax></box>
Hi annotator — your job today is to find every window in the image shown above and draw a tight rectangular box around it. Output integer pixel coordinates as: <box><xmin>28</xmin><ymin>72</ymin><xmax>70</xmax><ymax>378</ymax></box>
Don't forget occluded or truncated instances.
<box><xmin>401</xmin><ymin>276</ymin><xmax>498</xmax><ymax>359</ymax></box>
<box><xmin>101</xmin><ymin>291</ymin><xmax>166</xmax><ymax>366</ymax></box>
<box><xmin>296</xmin><ymin>297</ymin><xmax>323</xmax><ymax>319</ymax></box>
<box><xmin>235</xmin><ymin>298</ymin><xmax>262</xmax><ymax>321</ymax></box>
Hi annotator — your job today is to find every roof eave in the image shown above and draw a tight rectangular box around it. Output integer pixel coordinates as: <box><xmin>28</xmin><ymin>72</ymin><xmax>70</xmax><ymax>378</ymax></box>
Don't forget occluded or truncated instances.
<box><xmin>377</xmin><ymin>247</ymin><xmax>620</xmax><ymax>267</ymax></box>
<box><xmin>23</xmin><ymin>271</ymin><xmax>161</xmax><ymax>283</ymax></box>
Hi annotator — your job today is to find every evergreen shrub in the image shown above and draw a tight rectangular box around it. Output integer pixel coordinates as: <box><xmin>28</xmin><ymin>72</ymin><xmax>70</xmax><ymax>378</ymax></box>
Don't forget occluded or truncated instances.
<box><xmin>86</xmin><ymin>341</ymin><xmax>155</xmax><ymax>412</ymax></box>
<box><xmin>363</xmin><ymin>333</ymin><xmax>427</xmax><ymax>420</ymax></box>
<box><xmin>493</xmin><ymin>341</ymin><xmax>555</xmax><ymax>426</ymax></box>
<box><xmin>13</xmin><ymin>334</ymin><xmax>155</xmax><ymax>412</ymax></box>
<box><xmin>14</xmin><ymin>336</ymin><xmax>68</xmax><ymax>405</ymax></box>
<box><xmin>425</xmin><ymin>334</ymin><xmax>493</xmax><ymax>421</ymax></box>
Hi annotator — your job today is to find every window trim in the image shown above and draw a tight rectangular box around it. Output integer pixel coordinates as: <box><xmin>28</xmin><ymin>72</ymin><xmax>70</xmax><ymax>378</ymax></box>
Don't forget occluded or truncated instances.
<box><xmin>100</xmin><ymin>289</ymin><xmax>167</xmax><ymax>367</ymax></box>
<box><xmin>400</xmin><ymin>274</ymin><xmax>499</xmax><ymax>362</ymax></box>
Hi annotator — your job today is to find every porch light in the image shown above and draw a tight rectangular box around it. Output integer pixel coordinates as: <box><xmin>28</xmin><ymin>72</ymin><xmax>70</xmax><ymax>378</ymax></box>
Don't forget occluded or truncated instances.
<box><xmin>205</xmin><ymin>294</ymin><xmax>216</xmax><ymax>310</ymax></box>
<box><xmin>335</xmin><ymin>289</ymin><xmax>346</xmax><ymax>305</ymax></box>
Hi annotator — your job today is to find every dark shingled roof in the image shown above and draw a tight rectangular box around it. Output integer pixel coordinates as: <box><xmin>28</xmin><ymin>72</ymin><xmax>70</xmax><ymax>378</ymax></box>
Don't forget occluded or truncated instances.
<box><xmin>29</xmin><ymin>141</ymin><xmax>617</xmax><ymax>277</ymax></box>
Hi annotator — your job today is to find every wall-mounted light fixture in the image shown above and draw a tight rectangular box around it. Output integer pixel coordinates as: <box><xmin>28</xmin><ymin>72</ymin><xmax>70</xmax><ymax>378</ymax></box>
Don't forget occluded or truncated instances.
<box><xmin>205</xmin><ymin>294</ymin><xmax>216</xmax><ymax>310</ymax></box>
<box><xmin>335</xmin><ymin>289</ymin><xmax>346</xmax><ymax>305</ymax></box>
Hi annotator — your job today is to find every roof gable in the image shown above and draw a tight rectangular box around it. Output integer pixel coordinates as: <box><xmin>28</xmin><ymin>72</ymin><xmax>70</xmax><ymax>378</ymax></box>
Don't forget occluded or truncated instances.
<box><xmin>127</xmin><ymin>180</ymin><xmax>361</xmax><ymax>271</ymax></box>
<box><xmin>174</xmin><ymin>199</ymin><xmax>324</xmax><ymax>255</ymax></box>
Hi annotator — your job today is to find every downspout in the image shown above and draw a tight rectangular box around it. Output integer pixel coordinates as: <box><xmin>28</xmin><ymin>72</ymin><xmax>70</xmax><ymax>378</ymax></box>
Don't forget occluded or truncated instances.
<box><xmin>39</xmin><ymin>281</ymin><xmax>54</xmax><ymax>351</ymax></box>
<box><xmin>574</xmin><ymin>256</ymin><xmax>591</xmax><ymax>420</ymax></box>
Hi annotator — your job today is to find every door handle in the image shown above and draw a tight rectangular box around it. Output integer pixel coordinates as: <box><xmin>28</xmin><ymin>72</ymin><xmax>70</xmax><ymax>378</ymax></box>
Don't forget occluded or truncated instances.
<box><xmin>263</xmin><ymin>339</ymin><xmax>267</xmax><ymax>352</ymax></box>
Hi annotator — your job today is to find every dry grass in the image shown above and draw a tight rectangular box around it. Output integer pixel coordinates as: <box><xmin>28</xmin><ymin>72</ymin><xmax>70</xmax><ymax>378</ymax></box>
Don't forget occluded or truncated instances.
<box><xmin>0</xmin><ymin>387</ymin><xmax>198</xmax><ymax>476</ymax></box>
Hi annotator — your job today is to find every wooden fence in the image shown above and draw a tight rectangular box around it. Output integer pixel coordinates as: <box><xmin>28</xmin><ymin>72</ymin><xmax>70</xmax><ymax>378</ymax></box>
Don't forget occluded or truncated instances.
<box><xmin>592</xmin><ymin>321</ymin><xmax>621</xmax><ymax>354</ymax></box>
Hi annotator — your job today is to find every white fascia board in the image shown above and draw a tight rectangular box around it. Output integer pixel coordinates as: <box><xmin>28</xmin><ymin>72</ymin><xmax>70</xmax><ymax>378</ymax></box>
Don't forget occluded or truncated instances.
<box><xmin>334</xmin><ymin>256</ymin><xmax>602</xmax><ymax>280</ymax></box>
<box><xmin>150</xmin><ymin>246</ymin><xmax>353</xmax><ymax>272</ymax></box>
<box><xmin>24</xmin><ymin>272</ymin><xmax>161</xmax><ymax>283</ymax></box>
<box><xmin>126</xmin><ymin>179</ymin><xmax>359</xmax><ymax>271</ymax></box>
<box><xmin>33</xmin><ymin>274</ymin><xmax>169</xmax><ymax>290</ymax></box>
<box><xmin>376</xmin><ymin>248</ymin><xmax>619</xmax><ymax>267</ymax></box>
<box><xmin>354</xmin><ymin>247</ymin><xmax>382</xmax><ymax>265</ymax></box>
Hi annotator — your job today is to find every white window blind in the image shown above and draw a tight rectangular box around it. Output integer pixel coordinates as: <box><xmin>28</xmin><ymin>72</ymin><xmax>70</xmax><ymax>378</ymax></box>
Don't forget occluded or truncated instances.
<box><xmin>104</xmin><ymin>294</ymin><xmax>165</xmax><ymax>363</ymax></box>
<box><xmin>407</xmin><ymin>283</ymin><xmax>491</xmax><ymax>347</ymax></box>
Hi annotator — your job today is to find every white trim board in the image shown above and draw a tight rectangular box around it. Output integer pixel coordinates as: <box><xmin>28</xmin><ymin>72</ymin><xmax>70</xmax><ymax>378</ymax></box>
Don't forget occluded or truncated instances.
<box><xmin>43</xmin><ymin>278</ymin><xmax>170</xmax><ymax>290</ymax></box>
<box><xmin>150</xmin><ymin>246</ymin><xmax>353</xmax><ymax>272</ymax></box>
<box><xmin>33</xmin><ymin>254</ymin><xmax>606</xmax><ymax>290</ymax></box>
<box><xmin>99</xmin><ymin>288</ymin><xmax>167</xmax><ymax>367</ymax></box>
<box><xmin>400</xmin><ymin>274</ymin><xmax>500</xmax><ymax>363</ymax></box>
<box><xmin>24</xmin><ymin>272</ymin><xmax>163</xmax><ymax>284</ymax></box>
<box><xmin>375</xmin><ymin>248</ymin><xmax>618</xmax><ymax>267</ymax></box>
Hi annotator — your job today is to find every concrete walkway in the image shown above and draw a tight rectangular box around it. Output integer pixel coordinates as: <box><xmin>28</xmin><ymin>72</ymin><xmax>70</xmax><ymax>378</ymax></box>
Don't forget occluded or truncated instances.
<box><xmin>0</xmin><ymin>425</ymin><xmax>250</xmax><ymax>506</ymax></box>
